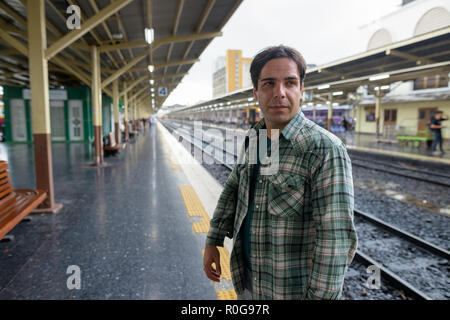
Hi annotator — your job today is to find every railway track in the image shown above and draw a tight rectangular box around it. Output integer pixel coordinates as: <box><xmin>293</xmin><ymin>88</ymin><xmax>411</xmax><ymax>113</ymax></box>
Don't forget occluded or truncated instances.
<box><xmin>351</xmin><ymin>155</ymin><xmax>450</xmax><ymax>180</ymax></box>
<box><xmin>351</xmin><ymin>158</ymin><xmax>450</xmax><ymax>188</ymax></box>
<box><xmin>171</xmin><ymin>119</ymin><xmax>450</xmax><ymax>188</ymax></box>
<box><xmin>161</xmin><ymin>119</ymin><xmax>449</xmax><ymax>300</ymax></box>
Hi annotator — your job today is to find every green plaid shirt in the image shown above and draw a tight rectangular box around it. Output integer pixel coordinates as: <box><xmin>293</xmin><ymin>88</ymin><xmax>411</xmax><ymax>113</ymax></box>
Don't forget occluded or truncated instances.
<box><xmin>206</xmin><ymin>111</ymin><xmax>358</xmax><ymax>299</ymax></box>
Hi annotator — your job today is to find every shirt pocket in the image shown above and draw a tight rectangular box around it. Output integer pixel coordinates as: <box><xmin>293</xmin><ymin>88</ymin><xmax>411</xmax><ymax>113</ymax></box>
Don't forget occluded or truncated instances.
<box><xmin>267</xmin><ymin>173</ymin><xmax>305</xmax><ymax>218</ymax></box>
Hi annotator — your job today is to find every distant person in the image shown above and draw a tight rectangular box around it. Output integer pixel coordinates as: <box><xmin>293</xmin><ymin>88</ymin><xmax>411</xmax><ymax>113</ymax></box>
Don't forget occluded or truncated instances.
<box><xmin>430</xmin><ymin>111</ymin><xmax>448</xmax><ymax>155</ymax></box>
<box><xmin>149</xmin><ymin>115</ymin><xmax>156</xmax><ymax>126</ymax></box>
<box><xmin>342</xmin><ymin>117</ymin><xmax>349</xmax><ymax>132</ymax></box>
<box><xmin>203</xmin><ymin>45</ymin><xmax>357</xmax><ymax>300</ymax></box>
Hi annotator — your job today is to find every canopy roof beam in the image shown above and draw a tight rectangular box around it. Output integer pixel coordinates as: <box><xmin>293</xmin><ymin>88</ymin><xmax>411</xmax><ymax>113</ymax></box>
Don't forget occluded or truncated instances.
<box><xmin>45</xmin><ymin>0</ymin><xmax>133</xmax><ymax>60</ymax></box>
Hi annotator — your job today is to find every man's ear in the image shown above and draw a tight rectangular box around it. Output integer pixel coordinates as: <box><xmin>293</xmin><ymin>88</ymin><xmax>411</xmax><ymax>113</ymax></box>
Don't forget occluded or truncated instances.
<box><xmin>253</xmin><ymin>87</ymin><xmax>258</xmax><ymax>101</ymax></box>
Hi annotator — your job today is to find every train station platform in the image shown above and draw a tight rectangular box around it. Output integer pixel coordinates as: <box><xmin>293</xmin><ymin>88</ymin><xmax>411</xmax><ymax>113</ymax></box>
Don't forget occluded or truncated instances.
<box><xmin>334</xmin><ymin>131</ymin><xmax>450</xmax><ymax>166</ymax></box>
<box><xmin>0</xmin><ymin>124</ymin><xmax>230</xmax><ymax>300</ymax></box>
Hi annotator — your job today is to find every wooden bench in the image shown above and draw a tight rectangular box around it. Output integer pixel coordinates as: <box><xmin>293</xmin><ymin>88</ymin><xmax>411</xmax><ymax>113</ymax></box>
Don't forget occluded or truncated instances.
<box><xmin>0</xmin><ymin>160</ymin><xmax>46</xmax><ymax>241</ymax></box>
<box><xmin>103</xmin><ymin>132</ymin><xmax>126</xmax><ymax>156</ymax></box>
<box><xmin>128</xmin><ymin>123</ymin><xmax>138</xmax><ymax>139</ymax></box>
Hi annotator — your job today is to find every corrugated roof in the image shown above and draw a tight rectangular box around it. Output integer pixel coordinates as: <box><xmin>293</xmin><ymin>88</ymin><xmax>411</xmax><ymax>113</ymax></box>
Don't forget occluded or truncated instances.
<box><xmin>0</xmin><ymin>0</ymin><xmax>243</xmax><ymax>108</ymax></box>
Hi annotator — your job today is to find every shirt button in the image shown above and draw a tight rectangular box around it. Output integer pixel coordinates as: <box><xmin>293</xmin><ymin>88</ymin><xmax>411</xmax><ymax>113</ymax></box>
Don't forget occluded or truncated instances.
<box><xmin>258</xmin><ymin>179</ymin><xmax>263</xmax><ymax>183</ymax></box>
<box><xmin>255</xmin><ymin>205</ymin><xmax>259</xmax><ymax>209</ymax></box>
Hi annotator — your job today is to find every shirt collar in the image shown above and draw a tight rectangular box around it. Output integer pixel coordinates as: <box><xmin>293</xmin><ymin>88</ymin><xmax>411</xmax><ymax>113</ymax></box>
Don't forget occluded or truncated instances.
<box><xmin>281</xmin><ymin>110</ymin><xmax>306</xmax><ymax>140</ymax></box>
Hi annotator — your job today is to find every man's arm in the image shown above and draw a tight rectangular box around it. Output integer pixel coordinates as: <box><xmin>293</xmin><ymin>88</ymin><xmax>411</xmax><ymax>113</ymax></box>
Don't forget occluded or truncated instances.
<box><xmin>205</xmin><ymin>164</ymin><xmax>240</xmax><ymax>247</ymax></box>
<box><xmin>305</xmin><ymin>145</ymin><xmax>358</xmax><ymax>299</ymax></box>
<box><xmin>203</xmin><ymin>163</ymin><xmax>241</xmax><ymax>281</ymax></box>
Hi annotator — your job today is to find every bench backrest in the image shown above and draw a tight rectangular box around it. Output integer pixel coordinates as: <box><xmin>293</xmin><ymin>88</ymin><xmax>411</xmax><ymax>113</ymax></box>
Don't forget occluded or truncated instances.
<box><xmin>0</xmin><ymin>161</ymin><xmax>15</xmax><ymax>209</ymax></box>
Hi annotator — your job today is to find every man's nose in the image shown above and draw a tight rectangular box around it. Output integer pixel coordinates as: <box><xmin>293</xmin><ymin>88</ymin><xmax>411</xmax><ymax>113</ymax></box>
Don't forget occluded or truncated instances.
<box><xmin>273</xmin><ymin>83</ymin><xmax>286</xmax><ymax>98</ymax></box>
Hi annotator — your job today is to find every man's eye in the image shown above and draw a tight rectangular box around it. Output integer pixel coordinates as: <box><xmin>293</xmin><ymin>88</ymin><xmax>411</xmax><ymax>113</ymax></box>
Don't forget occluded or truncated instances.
<box><xmin>263</xmin><ymin>81</ymin><xmax>274</xmax><ymax>87</ymax></box>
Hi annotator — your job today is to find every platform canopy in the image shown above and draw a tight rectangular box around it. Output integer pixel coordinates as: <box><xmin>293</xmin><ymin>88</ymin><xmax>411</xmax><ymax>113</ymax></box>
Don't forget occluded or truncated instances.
<box><xmin>171</xmin><ymin>25</ymin><xmax>450</xmax><ymax>114</ymax></box>
<box><xmin>304</xmin><ymin>25</ymin><xmax>450</xmax><ymax>100</ymax></box>
<box><xmin>0</xmin><ymin>0</ymin><xmax>243</xmax><ymax>106</ymax></box>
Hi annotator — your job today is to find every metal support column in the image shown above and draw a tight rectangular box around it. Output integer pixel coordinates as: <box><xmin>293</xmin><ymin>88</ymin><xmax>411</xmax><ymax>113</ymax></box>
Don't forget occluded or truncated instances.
<box><xmin>134</xmin><ymin>98</ymin><xmax>138</xmax><ymax>130</ymax></box>
<box><xmin>124</xmin><ymin>83</ymin><xmax>129</xmax><ymax>141</ymax></box>
<box><xmin>91</xmin><ymin>45</ymin><xmax>103</xmax><ymax>166</ymax></box>
<box><xmin>327</xmin><ymin>94</ymin><xmax>333</xmax><ymax>131</ymax></box>
<box><xmin>375</xmin><ymin>89</ymin><xmax>381</xmax><ymax>139</ymax></box>
<box><xmin>113</xmin><ymin>80</ymin><xmax>120</xmax><ymax>143</ymax></box>
<box><xmin>313</xmin><ymin>105</ymin><xmax>316</xmax><ymax>122</ymax></box>
<box><xmin>27</xmin><ymin>0</ymin><xmax>62</xmax><ymax>213</ymax></box>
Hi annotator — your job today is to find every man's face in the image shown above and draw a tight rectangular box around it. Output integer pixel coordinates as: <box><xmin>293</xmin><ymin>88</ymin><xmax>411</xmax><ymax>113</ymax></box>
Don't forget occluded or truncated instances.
<box><xmin>253</xmin><ymin>58</ymin><xmax>303</xmax><ymax>130</ymax></box>
<box><xmin>435</xmin><ymin>113</ymin><xmax>442</xmax><ymax>120</ymax></box>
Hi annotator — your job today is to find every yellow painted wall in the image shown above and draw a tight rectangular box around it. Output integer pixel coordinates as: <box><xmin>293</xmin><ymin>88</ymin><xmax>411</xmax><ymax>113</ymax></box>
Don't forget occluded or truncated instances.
<box><xmin>356</xmin><ymin>100</ymin><xmax>450</xmax><ymax>138</ymax></box>
<box><xmin>356</xmin><ymin>105</ymin><xmax>376</xmax><ymax>133</ymax></box>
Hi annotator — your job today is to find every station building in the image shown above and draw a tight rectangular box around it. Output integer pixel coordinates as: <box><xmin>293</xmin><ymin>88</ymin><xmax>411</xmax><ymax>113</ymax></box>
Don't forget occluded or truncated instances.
<box><xmin>211</xmin><ymin>50</ymin><xmax>257</xmax><ymax>124</ymax></box>
<box><xmin>212</xmin><ymin>49</ymin><xmax>252</xmax><ymax>98</ymax></box>
<box><xmin>355</xmin><ymin>0</ymin><xmax>450</xmax><ymax>140</ymax></box>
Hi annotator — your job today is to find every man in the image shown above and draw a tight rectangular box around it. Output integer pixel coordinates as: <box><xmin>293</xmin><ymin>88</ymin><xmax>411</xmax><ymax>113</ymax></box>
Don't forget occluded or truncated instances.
<box><xmin>203</xmin><ymin>45</ymin><xmax>357</xmax><ymax>299</ymax></box>
<box><xmin>430</xmin><ymin>111</ymin><xmax>448</xmax><ymax>155</ymax></box>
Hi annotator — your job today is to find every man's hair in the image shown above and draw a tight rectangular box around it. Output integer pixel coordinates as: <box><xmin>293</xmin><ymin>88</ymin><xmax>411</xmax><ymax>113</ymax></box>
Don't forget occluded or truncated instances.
<box><xmin>250</xmin><ymin>45</ymin><xmax>307</xmax><ymax>90</ymax></box>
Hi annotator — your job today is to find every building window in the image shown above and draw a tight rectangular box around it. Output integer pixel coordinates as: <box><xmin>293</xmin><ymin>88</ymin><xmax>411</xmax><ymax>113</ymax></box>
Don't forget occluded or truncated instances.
<box><xmin>365</xmin><ymin>107</ymin><xmax>375</xmax><ymax>122</ymax></box>
<box><xmin>384</xmin><ymin>109</ymin><xmax>397</xmax><ymax>122</ymax></box>
<box><xmin>419</xmin><ymin>110</ymin><xmax>426</xmax><ymax>120</ymax></box>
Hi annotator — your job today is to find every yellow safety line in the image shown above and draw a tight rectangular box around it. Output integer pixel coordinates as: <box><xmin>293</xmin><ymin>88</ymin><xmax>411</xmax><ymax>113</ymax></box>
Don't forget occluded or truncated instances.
<box><xmin>179</xmin><ymin>185</ymin><xmax>236</xmax><ymax>300</ymax></box>
<box><xmin>216</xmin><ymin>290</ymin><xmax>237</xmax><ymax>300</ymax></box>
<box><xmin>179</xmin><ymin>186</ymin><xmax>211</xmax><ymax>232</ymax></box>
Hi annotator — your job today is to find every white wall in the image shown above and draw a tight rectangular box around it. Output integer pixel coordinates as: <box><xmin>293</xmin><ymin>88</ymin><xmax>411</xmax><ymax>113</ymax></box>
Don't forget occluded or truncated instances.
<box><xmin>359</xmin><ymin>0</ymin><xmax>450</xmax><ymax>51</ymax></box>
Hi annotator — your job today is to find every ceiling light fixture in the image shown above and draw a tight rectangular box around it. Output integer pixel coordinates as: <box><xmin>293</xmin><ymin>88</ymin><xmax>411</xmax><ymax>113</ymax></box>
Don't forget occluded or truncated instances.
<box><xmin>145</xmin><ymin>28</ymin><xmax>154</xmax><ymax>45</ymax></box>
<box><xmin>369</xmin><ymin>74</ymin><xmax>390</xmax><ymax>81</ymax></box>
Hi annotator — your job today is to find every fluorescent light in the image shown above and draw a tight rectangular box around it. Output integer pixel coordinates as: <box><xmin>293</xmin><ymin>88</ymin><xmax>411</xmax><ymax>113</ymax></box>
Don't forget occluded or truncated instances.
<box><xmin>150</xmin><ymin>79</ymin><xmax>154</xmax><ymax>85</ymax></box>
<box><xmin>145</xmin><ymin>28</ymin><xmax>154</xmax><ymax>45</ymax></box>
<box><xmin>148</xmin><ymin>65</ymin><xmax>154</xmax><ymax>73</ymax></box>
<box><xmin>151</xmin><ymin>88</ymin><xmax>155</xmax><ymax>92</ymax></box>
<box><xmin>332</xmin><ymin>91</ymin><xmax>343</xmax><ymax>96</ymax></box>
<box><xmin>369</xmin><ymin>74</ymin><xmax>390</xmax><ymax>81</ymax></box>
<box><xmin>318</xmin><ymin>84</ymin><xmax>330</xmax><ymax>90</ymax></box>
<box><xmin>381</xmin><ymin>85</ymin><xmax>390</xmax><ymax>90</ymax></box>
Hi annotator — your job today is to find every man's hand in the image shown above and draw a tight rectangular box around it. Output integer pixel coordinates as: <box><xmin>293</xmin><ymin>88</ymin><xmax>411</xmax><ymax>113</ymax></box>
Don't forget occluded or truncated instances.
<box><xmin>203</xmin><ymin>245</ymin><xmax>221</xmax><ymax>282</ymax></box>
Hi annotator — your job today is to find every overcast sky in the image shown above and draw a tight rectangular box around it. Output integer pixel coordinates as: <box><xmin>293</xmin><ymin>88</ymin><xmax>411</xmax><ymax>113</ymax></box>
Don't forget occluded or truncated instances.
<box><xmin>162</xmin><ymin>0</ymin><xmax>403</xmax><ymax>107</ymax></box>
